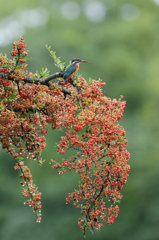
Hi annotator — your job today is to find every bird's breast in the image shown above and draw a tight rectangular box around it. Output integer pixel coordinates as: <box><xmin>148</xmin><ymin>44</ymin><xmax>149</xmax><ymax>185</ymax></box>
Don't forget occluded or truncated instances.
<box><xmin>69</xmin><ymin>63</ymin><xmax>79</xmax><ymax>78</ymax></box>
<box><xmin>74</xmin><ymin>63</ymin><xmax>79</xmax><ymax>74</ymax></box>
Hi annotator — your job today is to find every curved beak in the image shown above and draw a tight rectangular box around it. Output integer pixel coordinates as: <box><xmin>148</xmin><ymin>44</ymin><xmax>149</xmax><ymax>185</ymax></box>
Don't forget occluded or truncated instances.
<box><xmin>80</xmin><ymin>60</ymin><xmax>90</xmax><ymax>63</ymax></box>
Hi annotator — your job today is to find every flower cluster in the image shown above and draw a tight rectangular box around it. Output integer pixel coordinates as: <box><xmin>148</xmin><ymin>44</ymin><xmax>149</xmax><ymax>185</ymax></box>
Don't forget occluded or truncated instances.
<box><xmin>51</xmin><ymin>78</ymin><xmax>130</xmax><ymax>235</ymax></box>
<box><xmin>14</xmin><ymin>160</ymin><xmax>42</xmax><ymax>221</ymax></box>
<box><xmin>0</xmin><ymin>38</ymin><xmax>130</xmax><ymax>235</ymax></box>
<box><xmin>0</xmin><ymin>38</ymin><xmax>63</xmax><ymax>222</ymax></box>
<box><xmin>11</xmin><ymin>36</ymin><xmax>27</xmax><ymax>57</ymax></box>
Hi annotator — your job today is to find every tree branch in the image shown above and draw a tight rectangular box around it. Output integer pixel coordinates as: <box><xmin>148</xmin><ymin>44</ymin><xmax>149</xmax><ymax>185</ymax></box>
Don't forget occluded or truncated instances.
<box><xmin>0</xmin><ymin>71</ymin><xmax>64</xmax><ymax>86</ymax></box>
<box><xmin>0</xmin><ymin>71</ymin><xmax>72</xmax><ymax>98</ymax></box>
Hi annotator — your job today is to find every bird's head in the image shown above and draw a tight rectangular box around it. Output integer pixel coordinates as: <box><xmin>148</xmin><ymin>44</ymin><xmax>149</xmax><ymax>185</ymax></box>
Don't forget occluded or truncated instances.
<box><xmin>71</xmin><ymin>58</ymin><xmax>89</xmax><ymax>64</ymax></box>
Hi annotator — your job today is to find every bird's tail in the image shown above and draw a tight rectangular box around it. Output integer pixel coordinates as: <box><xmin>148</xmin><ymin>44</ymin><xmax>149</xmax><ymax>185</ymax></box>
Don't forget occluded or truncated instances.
<box><xmin>63</xmin><ymin>78</ymin><xmax>65</xmax><ymax>84</ymax></box>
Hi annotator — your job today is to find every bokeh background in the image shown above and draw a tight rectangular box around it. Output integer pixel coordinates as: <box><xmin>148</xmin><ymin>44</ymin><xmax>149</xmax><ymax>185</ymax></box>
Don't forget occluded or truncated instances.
<box><xmin>0</xmin><ymin>0</ymin><xmax>159</xmax><ymax>239</ymax></box>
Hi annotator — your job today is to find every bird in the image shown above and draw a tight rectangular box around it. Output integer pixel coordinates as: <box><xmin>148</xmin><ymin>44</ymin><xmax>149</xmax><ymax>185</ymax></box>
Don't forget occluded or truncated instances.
<box><xmin>63</xmin><ymin>58</ymin><xmax>89</xmax><ymax>84</ymax></box>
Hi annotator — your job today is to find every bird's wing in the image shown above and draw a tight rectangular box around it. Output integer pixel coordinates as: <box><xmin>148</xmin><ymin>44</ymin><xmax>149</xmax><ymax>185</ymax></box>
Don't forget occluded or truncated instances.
<box><xmin>63</xmin><ymin>64</ymin><xmax>76</xmax><ymax>79</ymax></box>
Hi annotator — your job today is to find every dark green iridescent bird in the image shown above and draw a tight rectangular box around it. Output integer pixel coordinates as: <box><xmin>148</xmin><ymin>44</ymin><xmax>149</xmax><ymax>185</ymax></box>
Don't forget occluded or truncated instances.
<box><xmin>63</xmin><ymin>58</ymin><xmax>89</xmax><ymax>84</ymax></box>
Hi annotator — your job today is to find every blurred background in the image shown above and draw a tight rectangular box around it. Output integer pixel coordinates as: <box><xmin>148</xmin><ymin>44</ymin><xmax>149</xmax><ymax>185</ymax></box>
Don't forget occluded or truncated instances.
<box><xmin>0</xmin><ymin>0</ymin><xmax>159</xmax><ymax>239</ymax></box>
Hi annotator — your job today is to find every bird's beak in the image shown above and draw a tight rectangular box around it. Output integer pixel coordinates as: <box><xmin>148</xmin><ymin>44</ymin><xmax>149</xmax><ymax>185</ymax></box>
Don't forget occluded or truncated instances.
<box><xmin>80</xmin><ymin>60</ymin><xmax>90</xmax><ymax>63</ymax></box>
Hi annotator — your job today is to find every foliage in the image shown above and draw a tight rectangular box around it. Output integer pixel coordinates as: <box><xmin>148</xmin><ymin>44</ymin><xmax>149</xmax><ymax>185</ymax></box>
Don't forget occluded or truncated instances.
<box><xmin>46</xmin><ymin>44</ymin><xmax>66</xmax><ymax>71</ymax></box>
<box><xmin>0</xmin><ymin>37</ymin><xmax>129</xmax><ymax>236</ymax></box>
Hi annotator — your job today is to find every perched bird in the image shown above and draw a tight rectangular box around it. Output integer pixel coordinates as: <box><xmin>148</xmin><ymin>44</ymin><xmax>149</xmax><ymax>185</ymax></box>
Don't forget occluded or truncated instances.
<box><xmin>63</xmin><ymin>58</ymin><xmax>89</xmax><ymax>84</ymax></box>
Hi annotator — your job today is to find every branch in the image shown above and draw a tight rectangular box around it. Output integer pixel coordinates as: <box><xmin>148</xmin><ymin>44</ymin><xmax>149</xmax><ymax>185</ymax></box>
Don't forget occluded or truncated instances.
<box><xmin>0</xmin><ymin>71</ymin><xmax>72</xmax><ymax>98</ymax></box>
<box><xmin>0</xmin><ymin>72</ymin><xmax>64</xmax><ymax>86</ymax></box>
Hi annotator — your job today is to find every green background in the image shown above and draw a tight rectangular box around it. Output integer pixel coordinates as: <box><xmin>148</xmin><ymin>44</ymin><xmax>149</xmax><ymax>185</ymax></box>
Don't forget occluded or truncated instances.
<box><xmin>0</xmin><ymin>0</ymin><xmax>159</xmax><ymax>239</ymax></box>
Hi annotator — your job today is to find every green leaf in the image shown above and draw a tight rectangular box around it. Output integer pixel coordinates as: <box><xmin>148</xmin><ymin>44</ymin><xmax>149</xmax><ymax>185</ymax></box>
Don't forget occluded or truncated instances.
<box><xmin>10</xmin><ymin>93</ymin><xmax>16</xmax><ymax>99</ymax></box>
